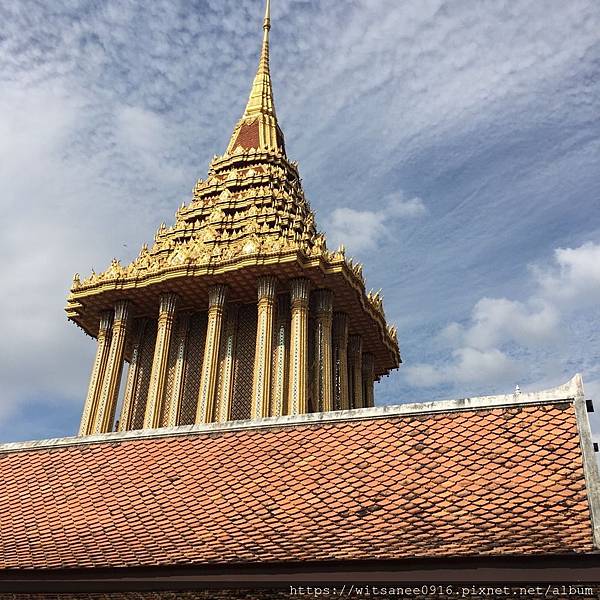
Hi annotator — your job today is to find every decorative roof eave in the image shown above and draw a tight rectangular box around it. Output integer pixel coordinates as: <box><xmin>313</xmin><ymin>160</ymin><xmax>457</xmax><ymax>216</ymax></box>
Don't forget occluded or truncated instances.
<box><xmin>211</xmin><ymin>146</ymin><xmax>294</xmax><ymax>175</ymax></box>
<box><xmin>66</xmin><ymin>249</ymin><xmax>400</xmax><ymax>376</ymax></box>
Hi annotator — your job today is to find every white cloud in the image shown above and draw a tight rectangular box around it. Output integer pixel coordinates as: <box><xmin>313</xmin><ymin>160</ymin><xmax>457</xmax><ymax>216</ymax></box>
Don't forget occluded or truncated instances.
<box><xmin>327</xmin><ymin>193</ymin><xmax>427</xmax><ymax>253</ymax></box>
<box><xmin>405</xmin><ymin>347</ymin><xmax>522</xmax><ymax>388</ymax></box>
<box><xmin>405</xmin><ymin>242</ymin><xmax>600</xmax><ymax>390</ymax></box>
<box><xmin>535</xmin><ymin>242</ymin><xmax>600</xmax><ymax>308</ymax></box>
<box><xmin>462</xmin><ymin>297</ymin><xmax>559</xmax><ymax>350</ymax></box>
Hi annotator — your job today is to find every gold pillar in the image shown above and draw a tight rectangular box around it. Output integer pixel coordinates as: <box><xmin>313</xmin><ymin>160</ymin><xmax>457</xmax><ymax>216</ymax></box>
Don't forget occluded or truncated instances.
<box><xmin>79</xmin><ymin>311</ymin><xmax>113</xmax><ymax>436</ymax></box>
<box><xmin>93</xmin><ymin>301</ymin><xmax>131</xmax><ymax>434</ymax></box>
<box><xmin>144</xmin><ymin>293</ymin><xmax>178</xmax><ymax>429</ymax></box>
<box><xmin>164</xmin><ymin>313</ymin><xmax>190</xmax><ymax>428</ymax></box>
<box><xmin>271</xmin><ymin>294</ymin><xmax>289</xmax><ymax>417</ymax></box>
<box><xmin>332</xmin><ymin>312</ymin><xmax>349</xmax><ymax>411</ymax></box>
<box><xmin>288</xmin><ymin>278</ymin><xmax>310</xmax><ymax>416</ymax></box>
<box><xmin>252</xmin><ymin>276</ymin><xmax>277</xmax><ymax>419</ymax></box>
<box><xmin>118</xmin><ymin>318</ymin><xmax>147</xmax><ymax>432</ymax></box>
<box><xmin>196</xmin><ymin>284</ymin><xmax>228</xmax><ymax>424</ymax></box>
<box><xmin>348</xmin><ymin>334</ymin><xmax>363</xmax><ymax>409</ymax></box>
<box><xmin>217</xmin><ymin>305</ymin><xmax>239</xmax><ymax>423</ymax></box>
<box><xmin>362</xmin><ymin>352</ymin><xmax>375</xmax><ymax>408</ymax></box>
<box><xmin>313</xmin><ymin>289</ymin><xmax>333</xmax><ymax>412</ymax></box>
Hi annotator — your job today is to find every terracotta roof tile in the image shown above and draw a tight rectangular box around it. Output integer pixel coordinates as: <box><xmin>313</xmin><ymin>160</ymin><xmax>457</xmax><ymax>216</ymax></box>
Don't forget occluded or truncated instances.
<box><xmin>0</xmin><ymin>402</ymin><xmax>594</xmax><ymax>570</ymax></box>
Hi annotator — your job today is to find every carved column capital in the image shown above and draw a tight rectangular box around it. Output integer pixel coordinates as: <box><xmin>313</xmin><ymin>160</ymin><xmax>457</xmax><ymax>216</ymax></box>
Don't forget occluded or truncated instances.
<box><xmin>98</xmin><ymin>311</ymin><xmax>113</xmax><ymax>339</ymax></box>
<box><xmin>362</xmin><ymin>352</ymin><xmax>375</xmax><ymax>374</ymax></box>
<box><xmin>257</xmin><ymin>276</ymin><xmax>278</xmax><ymax>300</ymax></box>
<box><xmin>157</xmin><ymin>293</ymin><xmax>178</xmax><ymax>323</ymax></box>
<box><xmin>113</xmin><ymin>300</ymin><xmax>130</xmax><ymax>325</ymax></box>
<box><xmin>348</xmin><ymin>334</ymin><xmax>363</xmax><ymax>357</ymax></box>
<box><xmin>313</xmin><ymin>289</ymin><xmax>333</xmax><ymax>318</ymax></box>
<box><xmin>333</xmin><ymin>312</ymin><xmax>349</xmax><ymax>340</ymax></box>
<box><xmin>289</xmin><ymin>278</ymin><xmax>310</xmax><ymax>309</ymax></box>
<box><xmin>208</xmin><ymin>284</ymin><xmax>228</xmax><ymax>310</ymax></box>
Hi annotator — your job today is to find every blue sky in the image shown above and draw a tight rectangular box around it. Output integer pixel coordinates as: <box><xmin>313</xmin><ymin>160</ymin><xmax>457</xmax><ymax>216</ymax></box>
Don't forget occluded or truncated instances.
<box><xmin>0</xmin><ymin>0</ymin><xmax>599</xmax><ymax>442</ymax></box>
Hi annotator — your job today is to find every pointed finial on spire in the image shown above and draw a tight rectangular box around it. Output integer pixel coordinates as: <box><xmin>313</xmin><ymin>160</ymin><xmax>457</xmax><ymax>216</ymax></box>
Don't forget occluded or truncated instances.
<box><xmin>264</xmin><ymin>0</ymin><xmax>271</xmax><ymax>31</ymax></box>
<box><xmin>244</xmin><ymin>0</ymin><xmax>275</xmax><ymax>119</ymax></box>
<box><xmin>225</xmin><ymin>0</ymin><xmax>286</xmax><ymax>156</ymax></box>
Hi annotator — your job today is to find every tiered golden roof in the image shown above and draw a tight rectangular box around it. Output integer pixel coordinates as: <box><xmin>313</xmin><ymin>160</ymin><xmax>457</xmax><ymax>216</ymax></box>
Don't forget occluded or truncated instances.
<box><xmin>68</xmin><ymin>0</ymin><xmax>400</xmax><ymax>436</ymax></box>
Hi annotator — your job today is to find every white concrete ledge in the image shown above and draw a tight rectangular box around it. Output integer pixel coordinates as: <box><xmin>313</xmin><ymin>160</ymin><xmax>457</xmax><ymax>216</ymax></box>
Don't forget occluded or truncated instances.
<box><xmin>0</xmin><ymin>374</ymin><xmax>585</xmax><ymax>454</ymax></box>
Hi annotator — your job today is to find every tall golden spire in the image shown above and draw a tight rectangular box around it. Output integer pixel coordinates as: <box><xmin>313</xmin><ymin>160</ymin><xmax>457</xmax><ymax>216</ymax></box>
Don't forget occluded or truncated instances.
<box><xmin>244</xmin><ymin>0</ymin><xmax>275</xmax><ymax>118</ymax></box>
<box><xmin>226</xmin><ymin>0</ymin><xmax>285</xmax><ymax>155</ymax></box>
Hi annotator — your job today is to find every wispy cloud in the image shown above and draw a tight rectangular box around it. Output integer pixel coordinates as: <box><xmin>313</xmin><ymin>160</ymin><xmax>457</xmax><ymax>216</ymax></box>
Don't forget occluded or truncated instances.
<box><xmin>405</xmin><ymin>347</ymin><xmax>522</xmax><ymax>388</ymax></box>
<box><xmin>327</xmin><ymin>193</ymin><xmax>427</xmax><ymax>253</ymax></box>
<box><xmin>403</xmin><ymin>242</ymin><xmax>600</xmax><ymax>391</ymax></box>
<box><xmin>0</xmin><ymin>0</ymin><xmax>599</xmax><ymax>440</ymax></box>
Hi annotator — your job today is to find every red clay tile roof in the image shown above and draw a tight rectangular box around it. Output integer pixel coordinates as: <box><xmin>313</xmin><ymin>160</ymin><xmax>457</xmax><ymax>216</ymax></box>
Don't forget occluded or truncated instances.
<box><xmin>0</xmin><ymin>401</ymin><xmax>594</xmax><ymax>570</ymax></box>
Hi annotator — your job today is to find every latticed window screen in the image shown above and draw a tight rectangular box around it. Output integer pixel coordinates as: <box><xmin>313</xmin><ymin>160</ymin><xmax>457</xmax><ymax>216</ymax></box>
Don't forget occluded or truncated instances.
<box><xmin>215</xmin><ymin>307</ymin><xmax>238</xmax><ymax>421</ymax></box>
<box><xmin>179</xmin><ymin>312</ymin><xmax>207</xmax><ymax>425</ymax></box>
<box><xmin>130</xmin><ymin>319</ymin><xmax>158</xmax><ymax>430</ymax></box>
<box><xmin>231</xmin><ymin>303</ymin><xmax>257</xmax><ymax>421</ymax></box>
<box><xmin>307</xmin><ymin>314</ymin><xmax>316</xmax><ymax>413</ymax></box>
<box><xmin>160</xmin><ymin>314</ymin><xmax>187</xmax><ymax>425</ymax></box>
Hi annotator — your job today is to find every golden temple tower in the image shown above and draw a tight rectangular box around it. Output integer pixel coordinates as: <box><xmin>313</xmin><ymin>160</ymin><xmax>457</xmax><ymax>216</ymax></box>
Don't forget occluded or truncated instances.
<box><xmin>67</xmin><ymin>0</ymin><xmax>400</xmax><ymax>436</ymax></box>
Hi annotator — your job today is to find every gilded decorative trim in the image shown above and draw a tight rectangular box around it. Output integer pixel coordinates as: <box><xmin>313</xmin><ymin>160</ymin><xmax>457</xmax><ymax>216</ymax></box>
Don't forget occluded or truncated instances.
<box><xmin>196</xmin><ymin>285</ymin><xmax>228</xmax><ymax>424</ymax></box>
<box><xmin>67</xmin><ymin>251</ymin><xmax>400</xmax><ymax>376</ymax></box>
<box><xmin>208</xmin><ymin>284</ymin><xmax>228</xmax><ymax>310</ymax></box>
<box><xmin>79</xmin><ymin>311</ymin><xmax>113</xmax><ymax>436</ymax></box>
<box><xmin>144</xmin><ymin>293</ymin><xmax>178</xmax><ymax>429</ymax></box>
<box><xmin>93</xmin><ymin>301</ymin><xmax>131</xmax><ymax>434</ymax></box>
<box><xmin>288</xmin><ymin>278</ymin><xmax>310</xmax><ymax>415</ymax></box>
<box><xmin>252</xmin><ymin>276</ymin><xmax>277</xmax><ymax>419</ymax></box>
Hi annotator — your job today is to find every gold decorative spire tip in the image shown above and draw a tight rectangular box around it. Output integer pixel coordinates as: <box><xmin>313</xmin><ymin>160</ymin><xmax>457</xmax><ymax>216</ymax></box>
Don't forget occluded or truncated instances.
<box><xmin>264</xmin><ymin>0</ymin><xmax>271</xmax><ymax>30</ymax></box>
